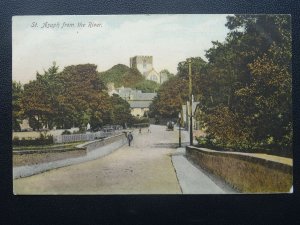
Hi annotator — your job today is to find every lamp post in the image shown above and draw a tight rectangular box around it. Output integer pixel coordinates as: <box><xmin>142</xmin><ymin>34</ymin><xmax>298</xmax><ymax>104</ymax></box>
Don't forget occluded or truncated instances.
<box><xmin>188</xmin><ymin>58</ymin><xmax>193</xmax><ymax>146</ymax></box>
<box><xmin>178</xmin><ymin>112</ymin><xmax>181</xmax><ymax>147</ymax></box>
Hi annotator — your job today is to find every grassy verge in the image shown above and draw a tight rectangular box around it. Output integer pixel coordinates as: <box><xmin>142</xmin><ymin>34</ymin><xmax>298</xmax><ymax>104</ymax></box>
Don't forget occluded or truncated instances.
<box><xmin>13</xmin><ymin>141</ymin><xmax>86</xmax><ymax>151</ymax></box>
<box><xmin>13</xmin><ymin>149</ymin><xmax>86</xmax><ymax>167</ymax></box>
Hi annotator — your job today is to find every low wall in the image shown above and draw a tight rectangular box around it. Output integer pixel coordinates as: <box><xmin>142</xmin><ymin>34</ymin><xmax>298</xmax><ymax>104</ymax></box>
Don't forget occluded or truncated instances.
<box><xmin>77</xmin><ymin>133</ymin><xmax>126</xmax><ymax>152</ymax></box>
<box><xmin>13</xmin><ymin>133</ymin><xmax>127</xmax><ymax>179</ymax></box>
<box><xmin>186</xmin><ymin>146</ymin><xmax>293</xmax><ymax>193</ymax></box>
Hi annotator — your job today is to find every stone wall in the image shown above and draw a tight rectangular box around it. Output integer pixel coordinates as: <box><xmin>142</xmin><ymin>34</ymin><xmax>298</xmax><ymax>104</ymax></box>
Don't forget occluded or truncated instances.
<box><xmin>186</xmin><ymin>146</ymin><xmax>293</xmax><ymax>193</ymax></box>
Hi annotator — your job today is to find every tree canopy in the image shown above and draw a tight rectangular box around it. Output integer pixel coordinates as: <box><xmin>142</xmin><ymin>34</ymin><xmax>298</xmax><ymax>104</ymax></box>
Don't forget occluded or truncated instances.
<box><xmin>99</xmin><ymin>64</ymin><xmax>160</xmax><ymax>92</ymax></box>
<box><xmin>149</xmin><ymin>14</ymin><xmax>292</xmax><ymax>153</ymax></box>
<box><xmin>15</xmin><ymin>63</ymin><xmax>132</xmax><ymax>131</ymax></box>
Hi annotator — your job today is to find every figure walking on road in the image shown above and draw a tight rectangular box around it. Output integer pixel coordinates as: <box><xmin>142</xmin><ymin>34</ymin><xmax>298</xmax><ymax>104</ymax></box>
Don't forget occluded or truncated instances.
<box><xmin>127</xmin><ymin>132</ymin><xmax>133</xmax><ymax>146</ymax></box>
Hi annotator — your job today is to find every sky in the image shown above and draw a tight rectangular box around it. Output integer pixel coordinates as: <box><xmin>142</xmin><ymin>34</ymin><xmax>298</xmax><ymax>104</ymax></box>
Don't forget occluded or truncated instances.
<box><xmin>13</xmin><ymin>14</ymin><xmax>230</xmax><ymax>84</ymax></box>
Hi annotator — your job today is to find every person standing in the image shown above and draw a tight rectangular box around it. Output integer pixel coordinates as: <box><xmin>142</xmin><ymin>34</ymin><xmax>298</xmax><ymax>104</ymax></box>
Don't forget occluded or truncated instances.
<box><xmin>127</xmin><ymin>132</ymin><xmax>133</xmax><ymax>146</ymax></box>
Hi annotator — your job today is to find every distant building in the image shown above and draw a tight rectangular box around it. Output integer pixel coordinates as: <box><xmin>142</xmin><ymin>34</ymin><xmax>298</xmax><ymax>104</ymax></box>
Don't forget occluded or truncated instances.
<box><xmin>108</xmin><ymin>85</ymin><xmax>157</xmax><ymax>117</ymax></box>
<box><xmin>182</xmin><ymin>98</ymin><xmax>204</xmax><ymax>137</ymax></box>
<box><xmin>19</xmin><ymin>119</ymin><xmax>33</xmax><ymax>132</ymax></box>
<box><xmin>159</xmin><ymin>70</ymin><xmax>169</xmax><ymax>84</ymax></box>
<box><xmin>130</xmin><ymin>56</ymin><xmax>167</xmax><ymax>84</ymax></box>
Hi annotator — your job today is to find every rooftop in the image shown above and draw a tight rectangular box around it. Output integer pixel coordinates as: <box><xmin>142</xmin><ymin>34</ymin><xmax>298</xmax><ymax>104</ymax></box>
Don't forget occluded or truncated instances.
<box><xmin>129</xmin><ymin>100</ymin><xmax>152</xmax><ymax>108</ymax></box>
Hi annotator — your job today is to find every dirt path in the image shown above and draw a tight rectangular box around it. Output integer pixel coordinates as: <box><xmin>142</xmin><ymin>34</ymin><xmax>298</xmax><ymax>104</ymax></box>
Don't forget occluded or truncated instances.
<box><xmin>13</xmin><ymin>125</ymin><xmax>182</xmax><ymax>194</ymax></box>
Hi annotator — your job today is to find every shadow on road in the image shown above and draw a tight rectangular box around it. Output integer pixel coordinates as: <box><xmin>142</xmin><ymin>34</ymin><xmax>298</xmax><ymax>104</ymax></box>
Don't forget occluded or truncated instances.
<box><xmin>151</xmin><ymin>142</ymin><xmax>189</xmax><ymax>149</ymax></box>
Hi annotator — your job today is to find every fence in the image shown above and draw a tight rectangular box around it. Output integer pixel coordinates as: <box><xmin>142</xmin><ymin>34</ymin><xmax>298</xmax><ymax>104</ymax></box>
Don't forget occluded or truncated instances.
<box><xmin>53</xmin><ymin>131</ymin><xmax>119</xmax><ymax>143</ymax></box>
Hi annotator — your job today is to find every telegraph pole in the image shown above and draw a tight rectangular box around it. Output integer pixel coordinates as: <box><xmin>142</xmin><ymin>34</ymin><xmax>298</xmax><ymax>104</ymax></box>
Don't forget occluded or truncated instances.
<box><xmin>178</xmin><ymin>112</ymin><xmax>182</xmax><ymax>147</ymax></box>
<box><xmin>188</xmin><ymin>59</ymin><xmax>193</xmax><ymax>146</ymax></box>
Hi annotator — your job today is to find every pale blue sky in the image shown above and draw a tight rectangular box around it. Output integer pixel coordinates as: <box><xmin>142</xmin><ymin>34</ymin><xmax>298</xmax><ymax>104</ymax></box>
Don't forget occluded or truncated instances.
<box><xmin>13</xmin><ymin>14</ymin><xmax>230</xmax><ymax>84</ymax></box>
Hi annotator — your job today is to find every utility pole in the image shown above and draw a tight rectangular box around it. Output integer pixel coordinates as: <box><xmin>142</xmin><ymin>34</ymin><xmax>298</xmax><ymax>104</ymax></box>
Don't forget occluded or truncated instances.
<box><xmin>188</xmin><ymin>58</ymin><xmax>193</xmax><ymax>146</ymax></box>
<box><xmin>178</xmin><ymin>112</ymin><xmax>182</xmax><ymax>147</ymax></box>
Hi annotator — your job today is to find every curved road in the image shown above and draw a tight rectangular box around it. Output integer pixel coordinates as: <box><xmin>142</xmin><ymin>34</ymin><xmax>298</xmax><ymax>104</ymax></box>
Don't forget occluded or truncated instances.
<box><xmin>14</xmin><ymin>125</ymin><xmax>183</xmax><ymax>194</ymax></box>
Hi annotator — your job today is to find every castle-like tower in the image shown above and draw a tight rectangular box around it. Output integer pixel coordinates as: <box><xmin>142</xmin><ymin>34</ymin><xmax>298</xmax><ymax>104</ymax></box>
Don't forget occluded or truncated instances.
<box><xmin>130</xmin><ymin>56</ymin><xmax>154</xmax><ymax>76</ymax></box>
<box><xmin>130</xmin><ymin>56</ymin><xmax>162</xmax><ymax>83</ymax></box>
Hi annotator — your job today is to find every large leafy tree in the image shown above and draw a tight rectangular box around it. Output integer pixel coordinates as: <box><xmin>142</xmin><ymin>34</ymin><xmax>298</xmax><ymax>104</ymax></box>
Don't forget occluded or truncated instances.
<box><xmin>21</xmin><ymin>62</ymin><xmax>60</xmax><ymax>130</ymax></box>
<box><xmin>57</xmin><ymin>64</ymin><xmax>111</xmax><ymax>129</ymax></box>
<box><xmin>20</xmin><ymin>63</ymin><xmax>112</xmax><ymax>130</ymax></box>
<box><xmin>149</xmin><ymin>57</ymin><xmax>206</xmax><ymax>118</ymax></box>
<box><xmin>12</xmin><ymin>81</ymin><xmax>23</xmax><ymax>131</ymax></box>
<box><xmin>201</xmin><ymin>15</ymin><xmax>292</xmax><ymax>152</ymax></box>
<box><xmin>109</xmin><ymin>94</ymin><xmax>132</xmax><ymax>127</ymax></box>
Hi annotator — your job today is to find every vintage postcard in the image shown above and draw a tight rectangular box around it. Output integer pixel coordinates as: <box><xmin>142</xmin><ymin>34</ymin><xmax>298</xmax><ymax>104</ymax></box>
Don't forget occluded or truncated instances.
<box><xmin>12</xmin><ymin>14</ymin><xmax>292</xmax><ymax>194</ymax></box>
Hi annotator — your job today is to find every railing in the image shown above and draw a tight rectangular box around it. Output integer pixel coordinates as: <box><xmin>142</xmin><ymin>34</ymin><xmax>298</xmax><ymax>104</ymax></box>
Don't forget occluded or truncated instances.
<box><xmin>53</xmin><ymin>131</ymin><xmax>119</xmax><ymax>143</ymax></box>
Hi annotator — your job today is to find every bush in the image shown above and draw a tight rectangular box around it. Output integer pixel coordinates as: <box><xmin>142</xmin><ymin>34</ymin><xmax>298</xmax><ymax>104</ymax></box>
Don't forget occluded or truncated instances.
<box><xmin>196</xmin><ymin>136</ymin><xmax>213</xmax><ymax>147</ymax></box>
<box><xmin>13</xmin><ymin>136</ymin><xmax>53</xmax><ymax>146</ymax></box>
<box><xmin>62</xmin><ymin>130</ymin><xmax>72</xmax><ymax>135</ymax></box>
<box><xmin>73</xmin><ymin>130</ymin><xmax>86</xmax><ymax>134</ymax></box>
<box><xmin>13</xmin><ymin>136</ymin><xmax>20</xmax><ymax>141</ymax></box>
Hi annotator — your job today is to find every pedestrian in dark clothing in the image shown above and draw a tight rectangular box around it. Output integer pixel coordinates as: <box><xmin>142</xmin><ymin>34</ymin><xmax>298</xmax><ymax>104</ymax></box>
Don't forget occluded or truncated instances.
<box><xmin>127</xmin><ymin>132</ymin><xmax>133</xmax><ymax>146</ymax></box>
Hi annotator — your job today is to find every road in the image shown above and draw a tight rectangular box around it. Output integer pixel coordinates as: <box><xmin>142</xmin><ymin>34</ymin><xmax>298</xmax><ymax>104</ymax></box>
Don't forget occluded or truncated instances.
<box><xmin>14</xmin><ymin>125</ymin><xmax>228</xmax><ymax>194</ymax></box>
<box><xmin>14</xmin><ymin>125</ymin><xmax>183</xmax><ymax>194</ymax></box>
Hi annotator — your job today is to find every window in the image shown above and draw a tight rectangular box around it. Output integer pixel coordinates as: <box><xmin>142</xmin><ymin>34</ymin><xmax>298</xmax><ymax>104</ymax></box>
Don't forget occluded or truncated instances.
<box><xmin>150</xmin><ymin>75</ymin><xmax>158</xmax><ymax>81</ymax></box>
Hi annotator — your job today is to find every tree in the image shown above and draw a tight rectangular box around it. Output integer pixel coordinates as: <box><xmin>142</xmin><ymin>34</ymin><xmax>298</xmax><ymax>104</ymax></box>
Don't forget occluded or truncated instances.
<box><xmin>12</xmin><ymin>81</ymin><xmax>23</xmax><ymax>131</ymax></box>
<box><xmin>200</xmin><ymin>15</ymin><xmax>292</xmax><ymax>152</ymax></box>
<box><xmin>159</xmin><ymin>69</ymin><xmax>174</xmax><ymax>81</ymax></box>
<box><xmin>100</xmin><ymin>64</ymin><xmax>144</xmax><ymax>88</ymax></box>
<box><xmin>133</xmin><ymin>80</ymin><xmax>160</xmax><ymax>93</ymax></box>
<box><xmin>20</xmin><ymin>63</ymin><xmax>112</xmax><ymax>130</ymax></box>
<box><xmin>21</xmin><ymin>79</ymin><xmax>54</xmax><ymax>130</ymax></box>
<box><xmin>109</xmin><ymin>94</ymin><xmax>132</xmax><ymax>127</ymax></box>
<box><xmin>235</xmin><ymin>43</ymin><xmax>292</xmax><ymax>150</ymax></box>
<box><xmin>149</xmin><ymin>57</ymin><xmax>206</xmax><ymax>118</ymax></box>
<box><xmin>149</xmin><ymin>76</ymin><xmax>188</xmax><ymax>118</ymax></box>
<box><xmin>58</xmin><ymin>64</ymin><xmax>111</xmax><ymax>129</ymax></box>
<box><xmin>20</xmin><ymin>62</ymin><xmax>60</xmax><ymax>130</ymax></box>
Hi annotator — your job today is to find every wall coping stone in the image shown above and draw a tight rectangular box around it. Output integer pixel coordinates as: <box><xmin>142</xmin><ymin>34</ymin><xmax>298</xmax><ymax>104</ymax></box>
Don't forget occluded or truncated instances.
<box><xmin>187</xmin><ymin>146</ymin><xmax>293</xmax><ymax>174</ymax></box>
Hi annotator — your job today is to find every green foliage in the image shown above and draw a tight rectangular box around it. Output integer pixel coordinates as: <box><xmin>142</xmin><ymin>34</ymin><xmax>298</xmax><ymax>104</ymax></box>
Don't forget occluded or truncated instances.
<box><xmin>100</xmin><ymin>64</ymin><xmax>144</xmax><ymax>88</ymax></box>
<box><xmin>19</xmin><ymin>63</ymin><xmax>112</xmax><ymax>131</ymax></box>
<box><xmin>13</xmin><ymin>134</ymin><xmax>53</xmax><ymax>146</ymax></box>
<box><xmin>21</xmin><ymin>62</ymin><xmax>60</xmax><ymax>130</ymax></box>
<box><xmin>99</xmin><ymin>64</ymin><xmax>130</xmax><ymax>86</ymax></box>
<box><xmin>16</xmin><ymin>62</ymin><xmax>135</xmax><ymax>133</ymax></box>
<box><xmin>160</xmin><ymin>69</ymin><xmax>174</xmax><ymax>79</ymax></box>
<box><xmin>149</xmin><ymin>57</ymin><xmax>206</xmax><ymax>118</ymax></box>
<box><xmin>109</xmin><ymin>94</ymin><xmax>133</xmax><ymax>128</ymax></box>
<box><xmin>12</xmin><ymin>81</ymin><xmax>23</xmax><ymax>131</ymax></box>
<box><xmin>133</xmin><ymin>80</ymin><xmax>159</xmax><ymax>93</ymax></box>
<box><xmin>132</xmin><ymin>117</ymin><xmax>150</xmax><ymax>127</ymax></box>
<box><xmin>99</xmin><ymin>64</ymin><xmax>160</xmax><ymax>92</ymax></box>
<box><xmin>149</xmin><ymin>15</ymin><xmax>292</xmax><ymax>154</ymax></box>
<box><xmin>197</xmin><ymin>15</ymin><xmax>292</xmax><ymax>153</ymax></box>
<box><xmin>62</xmin><ymin>130</ymin><xmax>72</xmax><ymax>135</ymax></box>
<box><xmin>149</xmin><ymin>76</ymin><xmax>188</xmax><ymax>118</ymax></box>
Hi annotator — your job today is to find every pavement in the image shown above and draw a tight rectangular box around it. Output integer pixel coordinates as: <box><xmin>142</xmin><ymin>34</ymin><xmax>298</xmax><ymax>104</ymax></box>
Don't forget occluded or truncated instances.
<box><xmin>172</xmin><ymin>147</ymin><xmax>225</xmax><ymax>194</ymax></box>
<box><xmin>13</xmin><ymin>125</ymin><xmax>230</xmax><ymax>194</ymax></box>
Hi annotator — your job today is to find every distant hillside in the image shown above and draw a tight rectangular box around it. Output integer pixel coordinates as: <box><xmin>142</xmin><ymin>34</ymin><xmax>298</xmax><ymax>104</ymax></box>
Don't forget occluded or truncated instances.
<box><xmin>99</xmin><ymin>64</ymin><xmax>159</xmax><ymax>92</ymax></box>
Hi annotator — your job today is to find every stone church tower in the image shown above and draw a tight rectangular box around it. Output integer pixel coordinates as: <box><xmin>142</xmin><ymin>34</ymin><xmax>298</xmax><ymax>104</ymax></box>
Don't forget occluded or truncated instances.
<box><xmin>130</xmin><ymin>56</ymin><xmax>161</xmax><ymax>83</ymax></box>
